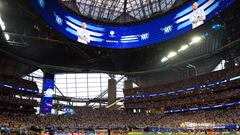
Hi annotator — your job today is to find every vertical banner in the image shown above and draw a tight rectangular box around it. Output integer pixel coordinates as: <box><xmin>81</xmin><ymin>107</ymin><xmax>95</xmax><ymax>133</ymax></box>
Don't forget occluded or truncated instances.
<box><xmin>41</xmin><ymin>74</ymin><xmax>55</xmax><ymax>114</ymax></box>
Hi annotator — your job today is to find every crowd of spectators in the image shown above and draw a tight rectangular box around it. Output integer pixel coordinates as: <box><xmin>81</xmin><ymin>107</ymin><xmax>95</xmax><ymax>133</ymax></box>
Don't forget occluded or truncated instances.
<box><xmin>0</xmin><ymin>73</ymin><xmax>39</xmax><ymax>116</ymax></box>
<box><xmin>124</xmin><ymin>67</ymin><xmax>240</xmax><ymax>110</ymax></box>
<box><xmin>0</xmin><ymin>73</ymin><xmax>38</xmax><ymax>91</ymax></box>
<box><xmin>0</xmin><ymin>107</ymin><xmax>239</xmax><ymax>133</ymax></box>
<box><xmin>126</xmin><ymin>88</ymin><xmax>240</xmax><ymax>109</ymax></box>
<box><xmin>0</xmin><ymin>66</ymin><xmax>239</xmax><ymax>134</ymax></box>
<box><xmin>124</xmin><ymin>67</ymin><xmax>240</xmax><ymax>96</ymax></box>
<box><xmin>0</xmin><ymin>95</ymin><xmax>38</xmax><ymax>107</ymax></box>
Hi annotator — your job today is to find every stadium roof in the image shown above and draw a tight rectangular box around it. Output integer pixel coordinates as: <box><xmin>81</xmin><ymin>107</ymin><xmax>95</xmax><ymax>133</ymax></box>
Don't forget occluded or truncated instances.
<box><xmin>0</xmin><ymin>0</ymin><xmax>239</xmax><ymax>75</ymax></box>
<box><xmin>60</xmin><ymin>0</ymin><xmax>181</xmax><ymax>23</ymax></box>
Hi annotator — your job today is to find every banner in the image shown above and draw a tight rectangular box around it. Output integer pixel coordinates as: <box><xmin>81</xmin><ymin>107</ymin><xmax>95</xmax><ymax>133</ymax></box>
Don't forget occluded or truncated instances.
<box><xmin>41</xmin><ymin>79</ymin><xmax>54</xmax><ymax>114</ymax></box>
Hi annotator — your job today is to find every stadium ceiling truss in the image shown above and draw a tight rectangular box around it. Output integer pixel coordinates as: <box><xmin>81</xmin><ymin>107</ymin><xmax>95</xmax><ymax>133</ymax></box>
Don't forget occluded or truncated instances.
<box><xmin>61</xmin><ymin>0</ymin><xmax>177</xmax><ymax>22</ymax></box>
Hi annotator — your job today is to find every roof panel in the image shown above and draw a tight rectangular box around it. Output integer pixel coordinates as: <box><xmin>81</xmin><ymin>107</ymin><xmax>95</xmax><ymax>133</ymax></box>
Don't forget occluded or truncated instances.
<box><xmin>61</xmin><ymin>0</ymin><xmax>177</xmax><ymax>23</ymax></box>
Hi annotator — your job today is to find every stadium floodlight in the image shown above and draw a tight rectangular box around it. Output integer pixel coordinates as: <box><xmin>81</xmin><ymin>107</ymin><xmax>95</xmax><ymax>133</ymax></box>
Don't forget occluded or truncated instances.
<box><xmin>178</xmin><ymin>45</ymin><xmax>189</xmax><ymax>52</ymax></box>
<box><xmin>167</xmin><ymin>51</ymin><xmax>177</xmax><ymax>58</ymax></box>
<box><xmin>0</xmin><ymin>17</ymin><xmax>3</xmax><ymax>24</ymax></box>
<box><xmin>161</xmin><ymin>57</ymin><xmax>168</xmax><ymax>63</ymax></box>
<box><xmin>0</xmin><ymin>17</ymin><xmax>5</xmax><ymax>31</ymax></box>
<box><xmin>0</xmin><ymin>23</ymin><xmax>5</xmax><ymax>31</ymax></box>
<box><xmin>4</xmin><ymin>33</ymin><xmax>9</xmax><ymax>40</ymax></box>
<box><xmin>190</xmin><ymin>36</ymin><xmax>202</xmax><ymax>45</ymax></box>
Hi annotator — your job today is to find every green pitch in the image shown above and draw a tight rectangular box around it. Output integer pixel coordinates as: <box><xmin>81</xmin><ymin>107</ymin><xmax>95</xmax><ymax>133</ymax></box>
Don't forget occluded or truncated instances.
<box><xmin>115</xmin><ymin>133</ymin><xmax>237</xmax><ymax>135</ymax></box>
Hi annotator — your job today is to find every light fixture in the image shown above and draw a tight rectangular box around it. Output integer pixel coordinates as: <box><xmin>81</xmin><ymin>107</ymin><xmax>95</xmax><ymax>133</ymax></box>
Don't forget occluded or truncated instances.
<box><xmin>4</xmin><ymin>33</ymin><xmax>9</xmax><ymax>40</ymax></box>
<box><xmin>0</xmin><ymin>17</ymin><xmax>3</xmax><ymax>24</ymax></box>
<box><xmin>0</xmin><ymin>23</ymin><xmax>5</xmax><ymax>31</ymax></box>
<box><xmin>161</xmin><ymin>35</ymin><xmax>206</xmax><ymax>63</ymax></box>
<box><xmin>190</xmin><ymin>36</ymin><xmax>202</xmax><ymax>45</ymax></box>
<box><xmin>0</xmin><ymin>17</ymin><xmax>5</xmax><ymax>31</ymax></box>
<box><xmin>167</xmin><ymin>51</ymin><xmax>177</xmax><ymax>58</ymax></box>
<box><xmin>178</xmin><ymin>45</ymin><xmax>189</xmax><ymax>52</ymax></box>
<box><xmin>161</xmin><ymin>57</ymin><xmax>168</xmax><ymax>63</ymax></box>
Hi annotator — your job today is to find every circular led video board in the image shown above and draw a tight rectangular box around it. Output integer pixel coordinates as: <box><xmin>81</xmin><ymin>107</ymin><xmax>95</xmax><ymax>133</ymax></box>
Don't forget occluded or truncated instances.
<box><xmin>32</xmin><ymin>0</ymin><xmax>235</xmax><ymax>49</ymax></box>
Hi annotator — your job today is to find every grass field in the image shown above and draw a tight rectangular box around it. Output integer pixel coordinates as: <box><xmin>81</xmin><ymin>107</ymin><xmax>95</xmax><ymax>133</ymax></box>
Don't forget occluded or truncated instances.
<box><xmin>125</xmin><ymin>132</ymin><xmax>238</xmax><ymax>135</ymax></box>
<box><xmin>127</xmin><ymin>134</ymin><xmax>236</xmax><ymax>135</ymax></box>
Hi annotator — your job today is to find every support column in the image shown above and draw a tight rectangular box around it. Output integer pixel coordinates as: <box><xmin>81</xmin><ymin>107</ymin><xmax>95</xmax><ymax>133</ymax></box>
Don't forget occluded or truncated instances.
<box><xmin>108</xmin><ymin>79</ymin><xmax>116</xmax><ymax>107</ymax></box>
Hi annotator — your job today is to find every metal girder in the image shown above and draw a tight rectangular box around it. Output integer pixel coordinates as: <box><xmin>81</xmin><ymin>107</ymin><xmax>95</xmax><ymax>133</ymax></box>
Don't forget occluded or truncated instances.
<box><xmin>61</xmin><ymin>0</ymin><xmax>177</xmax><ymax>23</ymax></box>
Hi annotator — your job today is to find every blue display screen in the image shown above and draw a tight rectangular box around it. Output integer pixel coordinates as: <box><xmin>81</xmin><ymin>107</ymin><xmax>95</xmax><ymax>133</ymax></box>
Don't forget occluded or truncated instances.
<box><xmin>64</xmin><ymin>106</ymin><xmax>75</xmax><ymax>115</ymax></box>
<box><xmin>41</xmin><ymin>79</ymin><xmax>54</xmax><ymax>114</ymax></box>
<box><xmin>31</xmin><ymin>0</ymin><xmax>235</xmax><ymax>49</ymax></box>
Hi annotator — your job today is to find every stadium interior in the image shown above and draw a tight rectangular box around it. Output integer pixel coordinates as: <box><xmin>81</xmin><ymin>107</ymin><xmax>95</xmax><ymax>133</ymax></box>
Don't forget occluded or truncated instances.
<box><xmin>0</xmin><ymin>0</ymin><xmax>240</xmax><ymax>134</ymax></box>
